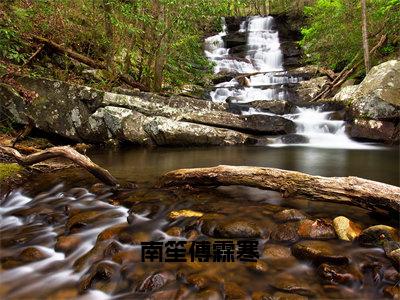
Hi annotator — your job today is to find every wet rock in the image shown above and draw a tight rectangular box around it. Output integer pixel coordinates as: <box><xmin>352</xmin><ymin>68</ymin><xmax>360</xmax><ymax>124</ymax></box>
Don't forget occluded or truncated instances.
<box><xmin>112</xmin><ymin>249</ymin><xmax>141</xmax><ymax>264</ymax></box>
<box><xmin>186</xmin><ymin>230</ymin><xmax>200</xmax><ymax>240</ymax></box>
<box><xmin>97</xmin><ymin>223</ymin><xmax>129</xmax><ymax>241</ymax></box>
<box><xmin>187</xmin><ymin>273</ymin><xmax>209</xmax><ymax>289</ymax></box>
<box><xmin>383</xmin><ymin>285</ymin><xmax>400</xmax><ymax>299</ymax></box>
<box><xmin>143</xmin><ymin>116</ymin><xmax>254</xmax><ymax>146</ymax></box>
<box><xmin>66</xmin><ymin>211</ymin><xmax>103</xmax><ymax>233</ymax></box>
<box><xmin>386</xmin><ymin>247</ymin><xmax>400</xmax><ymax>268</ymax></box>
<box><xmin>136</xmin><ymin>272</ymin><xmax>174</xmax><ymax>293</ymax></box>
<box><xmin>356</xmin><ymin>225</ymin><xmax>399</xmax><ymax>247</ymax></box>
<box><xmin>246</xmin><ymin>100</ymin><xmax>295</xmax><ymax>115</ymax></box>
<box><xmin>222</xmin><ymin>32</ymin><xmax>247</xmax><ymax>48</ymax></box>
<box><xmin>270</xmin><ymin>273</ymin><xmax>315</xmax><ymax>297</ymax></box>
<box><xmin>298</xmin><ymin>219</ymin><xmax>336</xmax><ymax>240</ymax></box>
<box><xmin>270</xmin><ymin>292</ymin><xmax>308</xmax><ymax>300</ymax></box>
<box><xmin>103</xmin><ymin>241</ymin><xmax>123</xmax><ymax>257</ymax></box>
<box><xmin>79</xmin><ymin>261</ymin><xmax>120</xmax><ymax>293</ymax></box>
<box><xmin>224</xmin><ymin>282</ymin><xmax>248</xmax><ymax>299</ymax></box>
<box><xmin>295</xmin><ymin>76</ymin><xmax>329</xmax><ymax>103</ymax></box>
<box><xmin>332</xmin><ymin>216</ymin><xmax>362</xmax><ymax>241</ymax></box>
<box><xmin>345</xmin><ymin>119</ymin><xmax>398</xmax><ymax>143</ymax></box>
<box><xmin>128</xmin><ymin>231</ymin><xmax>151</xmax><ymax>245</ymax></box>
<box><xmin>44</xmin><ymin>287</ymin><xmax>79</xmax><ymax>300</ymax></box>
<box><xmin>280</xmin><ymin>134</ymin><xmax>309</xmax><ymax>144</ymax></box>
<box><xmin>291</xmin><ymin>241</ymin><xmax>350</xmax><ymax>265</ymax></box>
<box><xmin>246</xmin><ymin>260</ymin><xmax>269</xmax><ymax>273</ymax></box>
<box><xmin>271</xmin><ymin>223</ymin><xmax>300</xmax><ymax>243</ymax></box>
<box><xmin>384</xmin><ymin>267</ymin><xmax>400</xmax><ymax>283</ymax></box>
<box><xmin>165</xmin><ymin>227</ymin><xmax>183</xmax><ymax>237</ymax></box>
<box><xmin>273</xmin><ymin>209</ymin><xmax>307</xmax><ymax>223</ymax></box>
<box><xmin>55</xmin><ymin>235</ymin><xmax>81</xmax><ymax>253</ymax></box>
<box><xmin>194</xmin><ymin>288</ymin><xmax>221</xmax><ymax>300</ymax></box>
<box><xmin>19</xmin><ymin>247</ymin><xmax>48</xmax><ymax>263</ymax></box>
<box><xmin>346</xmin><ymin>60</ymin><xmax>400</xmax><ymax>118</ymax></box>
<box><xmin>213</xmin><ymin>220</ymin><xmax>262</xmax><ymax>238</ymax></box>
<box><xmin>317</xmin><ymin>263</ymin><xmax>361</xmax><ymax>285</ymax></box>
<box><xmin>168</xmin><ymin>210</ymin><xmax>204</xmax><ymax>220</ymax></box>
<box><xmin>263</xmin><ymin>244</ymin><xmax>293</xmax><ymax>259</ymax></box>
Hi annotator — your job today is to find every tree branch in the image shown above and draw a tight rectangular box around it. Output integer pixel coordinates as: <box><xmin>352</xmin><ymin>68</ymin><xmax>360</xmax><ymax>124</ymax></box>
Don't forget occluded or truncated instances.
<box><xmin>0</xmin><ymin>145</ymin><xmax>119</xmax><ymax>186</ymax></box>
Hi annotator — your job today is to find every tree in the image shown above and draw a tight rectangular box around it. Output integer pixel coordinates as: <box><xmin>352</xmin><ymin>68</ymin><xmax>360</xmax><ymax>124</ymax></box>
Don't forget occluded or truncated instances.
<box><xmin>361</xmin><ymin>0</ymin><xmax>370</xmax><ymax>72</ymax></box>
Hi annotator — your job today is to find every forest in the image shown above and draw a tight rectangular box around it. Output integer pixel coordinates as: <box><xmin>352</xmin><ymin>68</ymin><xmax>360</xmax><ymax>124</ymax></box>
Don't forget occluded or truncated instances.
<box><xmin>1</xmin><ymin>0</ymin><xmax>398</xmax><ymax>92</ymax></box>
<box><xmin>0</xmin><ymin>1</ymin><xmax>399</xmax><ymax>300</ymax></box>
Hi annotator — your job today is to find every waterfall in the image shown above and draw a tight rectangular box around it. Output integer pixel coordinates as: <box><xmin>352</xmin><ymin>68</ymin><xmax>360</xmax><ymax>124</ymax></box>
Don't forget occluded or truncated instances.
<box><xmin>205</xmin><ymin>16</ymin><xmax>379</xmax><ymax>149</ymax></box>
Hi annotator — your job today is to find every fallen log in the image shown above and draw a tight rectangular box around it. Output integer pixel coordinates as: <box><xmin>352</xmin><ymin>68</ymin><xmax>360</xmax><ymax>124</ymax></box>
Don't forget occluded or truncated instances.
<box><xmin>30</xmin><ymin>35</ymin><xmax>149</xmax><ymax>92</ymax></box>
<box><xmin>0</xmin><ymin>145</ymin><xmax>119</xmax><ymax>186</ymax></box>
<box><xmin>159</xmin><ymin>165</ymin><xmax>400</xmax><ymax>214</ymax></box>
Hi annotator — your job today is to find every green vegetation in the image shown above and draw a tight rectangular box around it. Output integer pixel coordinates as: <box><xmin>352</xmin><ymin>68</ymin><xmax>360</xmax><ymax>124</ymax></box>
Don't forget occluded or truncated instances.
<box><xmin>300</xmin><ymin>0</ymin><xmax>400</xmax><ymax>72</ymax></box>
<box><xmin>0</xmin><ymin>0</ymin><xmax>398</xmax><ymax>92</ymax></box>
<box><xmin>0</xmin><ymin>163</ymin><xmax>23</xmax><ymax>181</ymax></box>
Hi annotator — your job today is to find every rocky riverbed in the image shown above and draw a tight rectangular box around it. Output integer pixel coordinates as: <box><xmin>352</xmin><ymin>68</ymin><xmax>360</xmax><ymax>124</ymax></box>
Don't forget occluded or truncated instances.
<box><xmin>0</xmin><ymin>167</ymin><xmax>399</xmax><ymax>299</ymax></box>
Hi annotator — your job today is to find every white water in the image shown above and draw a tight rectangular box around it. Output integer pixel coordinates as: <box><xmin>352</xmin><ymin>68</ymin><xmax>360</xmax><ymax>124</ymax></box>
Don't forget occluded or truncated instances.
<box><xmin>205</xmin><ymin>16</ymin><xmax>379</xmax><ymax>149</ymax></box>
<box><xmin>0</xmin><ymin>186</ymin><xmax>129</xmax><ymax>299</ymax></box>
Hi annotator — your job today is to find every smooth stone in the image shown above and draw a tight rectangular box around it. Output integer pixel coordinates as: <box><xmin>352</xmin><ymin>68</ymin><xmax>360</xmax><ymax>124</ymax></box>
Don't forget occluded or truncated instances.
<box><xmin>291</xmin><ymin>241</ymin><xmax>350</xmax><ymax>265</ymax></box>
<box><xmin>271</xmin><ymin>223</ymin><xmax>300</xmax><ymax>243</ymax></box>
<box><xmin>270</xmin><ymin>273</ymin><xmax>316</xmax><ymax>297</ymax></box>
<box><xmin>213</xmin><ymin>220</ymin><xmax>262</xmax><ymax>238</ymax></box>
<box><xmin>298</xmin><ymin>219</ymin><xmax>337</xmax><ymax>239</ymax></box>
<box><xmin>246</xmin><ymin>260</ymin><xmax>269</xmax><ymax>273</ymax></box>
<box><xmin>55</xmin><ymin>235</ymin><xmax>81</xmax><ymax>253</ymax></box>
<box><xmin>165</xmin><ymin>227</ymin><xmax>182</xmax><ymax>237</ymax></box>
<box><xmin>19</xmin><ymin>247</ymin><xmax>48</xmax><ymax>263</ymax></box>
<box><xmin>79</xmin><ymin>261</ymin><xmax>119</xmax><ymax>293</ymax></box>
<box><xmin>168</xmin><ymin>210</ymin><xmax>204</xmax><ymax>220</ymax></box>
<box><xmin>97</xmin><ymin>223</ymin><xmax>129</xmax><ymax>241</ymax></box>
<box><xmin>281</xmin><ymin>134</ymin><xmax>309</xmax><ymax>144</ymax></box>
<box><xmin>356</xmin><ymin>225</ymin><xmax>399</xmax><ymax>247</ymax></box>
<box><xmin>383</xmin><ymin>285</ymin><xmax>400</xmax><ymax>299</ymax></box>
<box><xmin>136</xmin><ymin>272</ymin><xmax>174</xmax><ymax>293</ymax></box>
<box><xmin>317</xmin><ymin>263</ymin><xmax>361</xmax><ymax>285</ymax></box>
<box><xmin>223</xmin><ymin>282</ymin><xmax>248</xmax><ymax>299</ymax></box>
<box><xmin>273</xmin><ymin>209</ymin><xmax>307</xmax><ymax>223</ymax></box>
<box><xmin>271</xmin><ymin>292</ymin><xmax>308</xmax><ymax>300</ymax></box>
<box><xmin>187</xmin><ymin>273</ymin><xmax>209</xmax><ymax>289</ymax></box>
<box><xmin>263</xmin><ymin>244</ymin><xmax>293</xmax><ymax>259</ymax></box>
<box><xmin>333</xmin><ymin>216</ymin><xmax>362</xmax><ymax>241</ymax></box>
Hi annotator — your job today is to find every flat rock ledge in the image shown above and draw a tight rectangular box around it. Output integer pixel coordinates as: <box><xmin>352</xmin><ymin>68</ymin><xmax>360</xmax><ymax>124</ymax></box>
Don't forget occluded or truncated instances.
<box><xmin>0</xmin><ymin>77</ymin><xmax>296</xmax><ymax>146</ymax></box>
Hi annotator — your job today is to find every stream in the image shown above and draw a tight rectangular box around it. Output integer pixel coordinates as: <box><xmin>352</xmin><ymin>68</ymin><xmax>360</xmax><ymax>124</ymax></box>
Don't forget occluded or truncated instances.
<box><xmin>0</xmin><ymin>15</ymin><xmax>399</xmax><ymax>300</ymax></box>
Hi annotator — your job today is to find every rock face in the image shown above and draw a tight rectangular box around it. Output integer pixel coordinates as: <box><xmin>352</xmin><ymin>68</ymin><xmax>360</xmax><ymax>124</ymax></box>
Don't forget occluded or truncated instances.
<box><xmin>0</xmin><ymin>77</ymin><xmax>296</xmax><ymax>146</ymax></box>
<box><xmin>334</xmin><ymin>60</ymin><xmax>400</xmax><ymax>143</ymax></box>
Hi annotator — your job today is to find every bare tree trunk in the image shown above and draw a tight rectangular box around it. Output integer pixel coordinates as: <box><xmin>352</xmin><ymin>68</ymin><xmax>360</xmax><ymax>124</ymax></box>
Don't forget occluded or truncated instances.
<box><xmin>361</xmin><ymin>0</ymin><xmax>371</xmax><ymax>72</ymax></box>
<box><xmin>159</xmin><ymin>165</ymin><xmax>400</xmax><ymax>215</ymax></box>
<box><xmin>0</xmin><ymin>146</ymin><xmax>119</xmax><ymax>186</ymax></box>
<box><xmin>103</xmin><ymin>0</ymin><xmax>114</xmax><ymax>67</ymax></box>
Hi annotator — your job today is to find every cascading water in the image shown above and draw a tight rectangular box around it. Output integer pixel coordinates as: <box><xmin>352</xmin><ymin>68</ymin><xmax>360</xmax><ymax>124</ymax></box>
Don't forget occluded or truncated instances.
<box><xmin>205</xmin><ymin>16</ymin><xmax>379</xmax><ymax>149</ymax></box>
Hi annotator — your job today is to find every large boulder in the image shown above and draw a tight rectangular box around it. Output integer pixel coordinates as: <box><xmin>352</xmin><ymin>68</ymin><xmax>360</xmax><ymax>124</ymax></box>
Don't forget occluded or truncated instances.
<box><xmin>334</xmin><ymin>60</ymin><xmax>400</xmax><ymax>144</ymax></box>
<box><xmin>345</xmin><ymin>119</ymin><xmax>399</xmax><ymax>143</ymax></box>
<box><xmin>294</xmin><ymin>76</ymin><xmax>329</xmax><ymax>103</ymax></box>
<box><xmin>142</xmin><ymin>116</ymin><xmax>254</xmax><ymax>146</ymax></box>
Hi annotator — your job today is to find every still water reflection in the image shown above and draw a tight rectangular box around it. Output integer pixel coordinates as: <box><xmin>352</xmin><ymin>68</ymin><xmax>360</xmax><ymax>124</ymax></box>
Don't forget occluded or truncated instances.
<box><xmin>89</xmin><ymin>146</ymin><xmax>399</xmax><ymax>186</ymax></box>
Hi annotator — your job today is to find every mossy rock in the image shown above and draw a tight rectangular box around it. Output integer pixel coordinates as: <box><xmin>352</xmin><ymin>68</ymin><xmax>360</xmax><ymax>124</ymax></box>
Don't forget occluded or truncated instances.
<box><xmin>0</xmin><ymin>163</ymin><xmax>23</xmax><ymax>181</ymax></box>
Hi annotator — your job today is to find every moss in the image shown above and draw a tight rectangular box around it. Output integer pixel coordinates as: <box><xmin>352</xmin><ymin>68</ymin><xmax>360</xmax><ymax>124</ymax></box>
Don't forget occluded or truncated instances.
<box><xmin>0</xmin><ymin>163</ymin><xmax>23</xmax><ymax>181</ymax></box>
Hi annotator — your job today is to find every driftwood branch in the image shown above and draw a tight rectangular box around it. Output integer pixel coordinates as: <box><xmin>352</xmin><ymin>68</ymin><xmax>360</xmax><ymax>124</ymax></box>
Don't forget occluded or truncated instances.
<box><xmin>0</xmin><ymin>145</ymin><xmax>119</xmax><ymax>186</ymax></box>
<box><xmin>30</xmin><ymin>35</ymin><xmax>149</xmax><ymax>92</ymax></box>
<box><xmin>159</xmin><ymin>165</ymin><xmax>400</xmax><ymax>214</ymax></box>
<box><xmin>312</xmin><ymin>35</ymin><xmax>387</xmax><ymax>101</ymax></box>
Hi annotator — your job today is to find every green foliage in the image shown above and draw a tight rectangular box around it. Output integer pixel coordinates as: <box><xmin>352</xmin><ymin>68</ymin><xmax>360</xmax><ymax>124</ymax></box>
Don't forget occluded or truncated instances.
<box><xmin>0</xmin><ymin>163</ymin><xmax>23</xmax><ymax>181</ymax></box>
<box><xmin>0</xmin><ymin>28</ymin><xmax>27</xmax><ymax>64</ymax></box>
<box><xmin>300</xmin><ymin>0</ymin><xmax>400</xmax><ymax>71</ymax></box>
